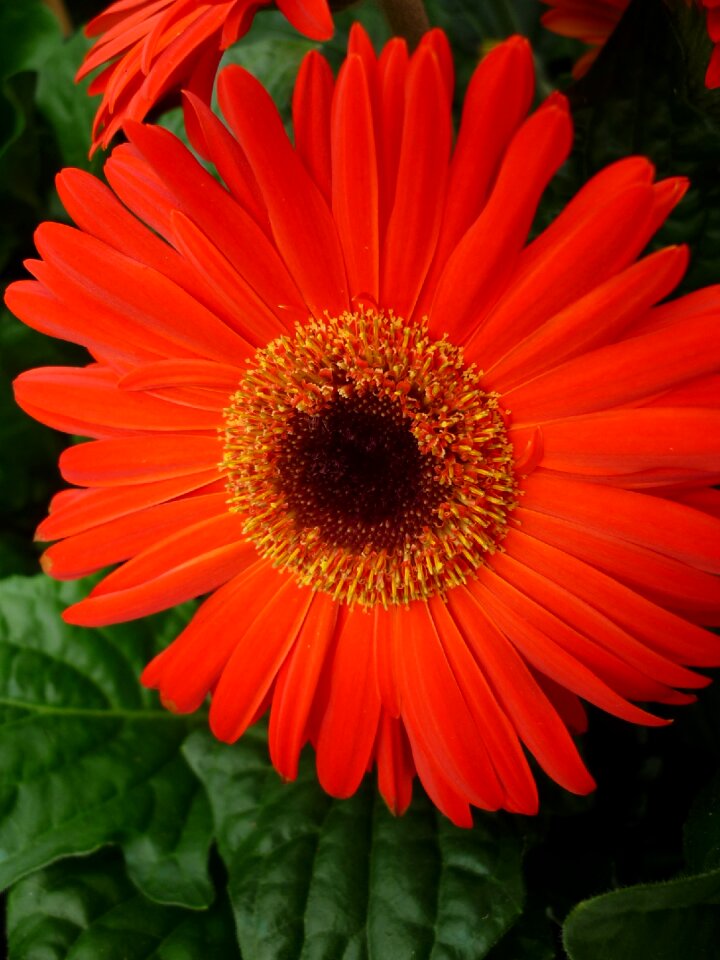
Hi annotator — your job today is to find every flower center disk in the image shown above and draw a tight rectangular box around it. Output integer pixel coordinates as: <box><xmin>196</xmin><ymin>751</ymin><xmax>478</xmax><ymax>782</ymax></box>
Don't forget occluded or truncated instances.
<box><xmin>223</xmin><ymin>311</ymin><xmax>517</xmax><ymax>608</ymax></box>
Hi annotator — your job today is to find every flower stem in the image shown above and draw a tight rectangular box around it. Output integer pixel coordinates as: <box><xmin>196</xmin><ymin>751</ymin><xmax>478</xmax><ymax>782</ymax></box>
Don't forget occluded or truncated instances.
<box><xmin>43</xmin><ymin>0</ymin><xmax>73</xmax><ymax>36</ymax></box>
<box><xmin>378</xmin><ymin>0</ymin><xmax>430</xmax><ymax>48</ymax></box>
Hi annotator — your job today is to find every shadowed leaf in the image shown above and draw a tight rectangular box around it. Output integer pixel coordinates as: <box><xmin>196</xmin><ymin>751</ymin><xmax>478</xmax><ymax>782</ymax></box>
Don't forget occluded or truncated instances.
<box><xmin>0</xmin><ymin>576</ymin><xmax>212</xmax><ymax>909</ymax></box>
<box><xmin>185</xmin><ymin>729</ymin><xmax>525</xmax><ymax>960</ymax></box>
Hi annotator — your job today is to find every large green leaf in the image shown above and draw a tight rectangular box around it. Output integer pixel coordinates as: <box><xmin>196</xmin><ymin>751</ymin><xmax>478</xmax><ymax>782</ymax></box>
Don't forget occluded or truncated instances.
<box><xmin>0</xmin><ymin>575</ymin><xmax>213</xmax><ymax>909</ymax></box>
<box><xmin>184</xmin><ymin>729</ymin><xmax>525</xmax><ymax>960</ymax></box>
<box><xmin>7</xmin><ymin>849</ymin><xmax>241</xmax><ymax>960</ymax></box>
<box><xmin>562</xmin><ymin>868</ymin><xmax>720</xmax><ymax>960</ymax></box>
<box><xmin>563</xmin><ymin>767</ymin><xmax>720</xmax><ymax>960</ymax></box>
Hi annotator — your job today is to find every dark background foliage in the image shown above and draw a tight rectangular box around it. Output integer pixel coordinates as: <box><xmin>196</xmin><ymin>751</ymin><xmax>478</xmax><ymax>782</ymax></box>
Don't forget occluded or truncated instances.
<box><xmin>1</xmin><ymin>0</ymin><xmax>719</xmax><ymax>957</ymax></box>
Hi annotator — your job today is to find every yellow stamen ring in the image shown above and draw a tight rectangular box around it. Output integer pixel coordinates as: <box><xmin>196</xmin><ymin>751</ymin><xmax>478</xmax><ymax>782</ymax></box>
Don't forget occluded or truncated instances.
<box><xmin>223</xmin><ymin>310</ymin><xmax>516</xmax><ymax>608</ymax></box>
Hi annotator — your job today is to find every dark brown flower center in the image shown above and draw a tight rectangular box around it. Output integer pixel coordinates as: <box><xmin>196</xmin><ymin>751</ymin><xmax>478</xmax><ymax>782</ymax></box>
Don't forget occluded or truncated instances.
<box><xmin>223</xmin><ymin>310</ymin><xmax>517</xmax><ymax>608</ymax></box>
<box><xmin>276</xmin><ymin>393</ymin><xmax>445</xmax><ymax>553</ymax></box>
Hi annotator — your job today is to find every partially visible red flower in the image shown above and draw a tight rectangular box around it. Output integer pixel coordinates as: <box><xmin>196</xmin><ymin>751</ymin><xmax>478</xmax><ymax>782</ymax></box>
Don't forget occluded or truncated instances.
<box><xmin>542</xmin><ymin>0</ymin><xmax>720</xmax><ymax>88</ymax></box>
<box><xmin>706</xmin><ymin>0</ymin><xmax>720</xmax><ymax>84</ymax></box>
<box><xmin>76</xmin><ymin>0</ymin><xmax>334</xmax><ymax>152</ymax></box>
<box><xmin>8</xmin><ymin>28</ymin><xmax>720</xmax><ymax>826</ymax></box>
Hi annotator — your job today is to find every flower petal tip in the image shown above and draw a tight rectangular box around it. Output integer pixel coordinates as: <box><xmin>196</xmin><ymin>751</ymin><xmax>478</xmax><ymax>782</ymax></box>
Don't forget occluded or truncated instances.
<box><xmin>159</xmin><ymin>693</ymin><xmax>182</xmax><ymax>714</ymax></box>
<box><xmin>61</xmin><ymin>603</ymin><xmax>87</xmax><ymax>626</ymax></box>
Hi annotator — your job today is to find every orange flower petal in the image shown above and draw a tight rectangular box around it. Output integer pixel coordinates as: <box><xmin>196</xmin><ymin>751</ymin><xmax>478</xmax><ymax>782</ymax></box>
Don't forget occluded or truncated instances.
<box><xmin>218</xmin><ymin>65</ymin><xmax>348</xmax><ymax>318</ymax></box>
<box><xmin>375</xmin><ymin>713</ymin><xmax>414</xmax><ymax>817</ymax></box>
<box><xmin>397</xmin><ymin>603</ymin><xmax>505</xmax><ymax>811</ymax></box>
<box><xmin>209</xmin><ymin>579</ymin><xmax>314</xmax><ymax>742</ymax></box>
<box><xmin>269</xmin><ymin>592</ymin><xmax>340</xmax><ymax>781</ymax></box>
<box><xmin>316</xmin><ymin>609</ymin><xmax>382</xmax><ymax>798</ymax></box>
<box><xmin>293</xmin><ymin>51</ymin><xmax>334</xmax><ymax>206</ymax></box>
<box><xmin>331</xmin><ymin>54</ymin><xmax>380</xmax><ymax>303</ymax></box>
<box><xmin>43</xmin><ymin>493</ymin><xmax>227</xmax><ymax>578</ymax></box>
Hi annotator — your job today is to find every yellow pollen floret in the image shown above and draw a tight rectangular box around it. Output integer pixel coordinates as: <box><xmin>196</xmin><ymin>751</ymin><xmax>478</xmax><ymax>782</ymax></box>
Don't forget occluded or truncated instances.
<box><xmin>223</xmin><ymin>310</ymin><xmax>517</xmax><ymax>608</ymax></box>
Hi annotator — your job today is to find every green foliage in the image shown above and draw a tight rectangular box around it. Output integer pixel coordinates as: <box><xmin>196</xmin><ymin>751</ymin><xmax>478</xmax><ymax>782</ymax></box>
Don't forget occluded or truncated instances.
<box><xmin>0</xmin><ymin>312</ymin><xmax>85</xmax><ymax>574</ymax></box>
<box><xmin>551</xmin><ymin>0</ymin><xmax>720</xmax><ymax>291</ymax></box>
<box><xmin>0</xmin><ymin>2</ymin><xmax>60</xmax><ymax>273</ymax></box>
<box><xmin>0</xmin><ymin>1</ymin><xmax>100</xmax><ymax>275</ymax></box>
<box><xmin>563</xmin><ymin>865</ymin><xmax>720</xmax><ymax>960</ymax></box>
<box><xmin>0</xmin><ymin>1</ymin><xmax>60</xmax><ymax>158</ymax></box>
<box><xmin>35</xmin><ymin>29</ymin><xmax>97</xmax><ymax>170</ymax></box>
<box><xmin>184</xmin><ymin>729</ymin><xmax>525</xmax><ymax>960</ymax></box>
<box><xmin>219</xmin><ymin>14</ymin><xmax>320</xmax><ymax>110</ymax></box>
<box><xmin>563</xmin><ymin>870</ymin><xmax>720</xmax><ymax>960</ymax></box>
<box><xmin>0</xmin><ymin>575</ymin><xmax>528</xmax><ymax>957</ymax></box>
<box><xmin>7</xmin><ymin>850</ymin><xmax>240</xmax><ymax>960</ymax></box>
<box><xmin>0</xmin><ymin>576</ymin><xmax>213</xmax><ymax>909</ymax></box>
<box><xmin>216</xmin><ymin>5</ymin><xmax>390</xmax><ymax>127</ymax></box>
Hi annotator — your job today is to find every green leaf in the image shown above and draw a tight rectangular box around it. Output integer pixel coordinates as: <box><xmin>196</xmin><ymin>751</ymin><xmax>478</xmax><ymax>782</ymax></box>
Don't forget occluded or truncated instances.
<box><xmin>219</xmin><ymin>16</ymin><xmax>319</xmax><ymax>115</ymax></box>
<box><xmin>424</xmin><ymin>0</ymin><xmax>563</xmax><ymax>99</ymax></box>
<box><xmin>35</xmin><ymin>29</ymin><xmax>99</xmax><ymax>170</ymax></box>
<box><xmin>216</xmin><ymin>4</ymin><xmax>389</xmax><ymax>124</ymax></box>
<box><xmin>7</xmin><ymin>849</ymin><xmax>241</xmax><ymax>960</ymax></box>
<box><xmin>121</xmin><ymin>760</ymin><xmax>215</xmax><ymax>911</ymax></box>
<box><xmin>184</xmin><ymin>729</ymin><xmax>525</xmax><ymax>960</ymax></box>
<box><xmin>0</xmin><ymin>1</ymin><xmax>61</xmax><ymax>157</ymax></box>
<box><xmin>0</xmin><ymin>7</ymin><xmax>98</xmax><ymax>274</ymax></box>
<box><xmin>0</xmin><ymin>575</ymin><xmax>213</xmax><ymax>909</ymax></box>
<box><xmin>562</xmin><ymin>868</ymin><xmax>720</xmax><ymax>960</ymax></box>
<box><xmin>0</xmin><ymin>2</ymin><xmax>61</xmax><ymax>78</ymax></box>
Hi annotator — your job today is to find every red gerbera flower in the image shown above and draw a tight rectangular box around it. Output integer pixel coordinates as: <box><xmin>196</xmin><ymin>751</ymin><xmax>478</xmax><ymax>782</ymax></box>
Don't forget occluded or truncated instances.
<box><xmin>76</xmin><ymin>0</ymin><xmax>334</xmax><ymax>152</ymax></box>
<box><xmin>9</xmin><ymin>28</ymin><xmax>720</xmax><ymax>826</ymax></box>
<box><xmin>542</xmin><ymin>0</ymin><xmax>720</xmax><ymax>88</ymax></box>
